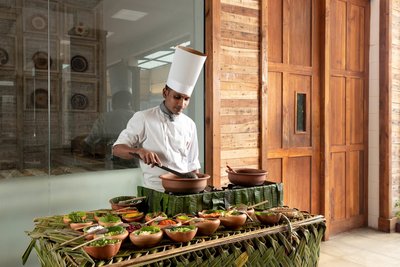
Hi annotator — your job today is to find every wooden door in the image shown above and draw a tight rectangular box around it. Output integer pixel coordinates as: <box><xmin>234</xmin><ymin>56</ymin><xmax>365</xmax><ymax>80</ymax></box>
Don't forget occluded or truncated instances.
<box><xmin>324</xmin><ymin>0</ymin><xmax>369</xmax><ymax>236</ymax></box>
<box><xmin>267</xmin><ymin>0</ymin><xmax>321</xmax><ymax>214</ymax></box>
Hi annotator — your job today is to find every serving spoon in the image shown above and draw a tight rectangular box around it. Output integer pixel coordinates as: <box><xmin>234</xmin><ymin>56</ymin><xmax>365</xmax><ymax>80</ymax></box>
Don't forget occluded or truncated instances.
<box><xmin>129</xmin><ymin>152</ymin><xmax>198</xmax><ymax>179</ymax></box>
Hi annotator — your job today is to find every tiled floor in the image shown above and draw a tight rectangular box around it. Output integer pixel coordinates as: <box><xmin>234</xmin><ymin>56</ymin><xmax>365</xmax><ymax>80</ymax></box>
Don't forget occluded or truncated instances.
<box><xmin>319</xmin><ymin>228</ymin><xmax>400</xmax><ymax>267</ymax></box>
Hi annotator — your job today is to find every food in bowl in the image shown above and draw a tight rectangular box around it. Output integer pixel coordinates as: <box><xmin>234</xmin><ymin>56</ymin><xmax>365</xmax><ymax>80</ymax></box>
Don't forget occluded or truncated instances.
<box><xmin>63</xmin><ymin>211</ymin><xmax>87</xmax><ymax>224</ymax></box>
<box><xmin>95</xmin><ymin>225</ymin><xmax>129</xmax><ymax>241</ymax></box>
<box><xmin>164</xmin><ymin>225</ymin><xmax>198</xmax><ymax>243</ymax></box>
<box><xmin>145</xmin><ymin>211</ymin><xmax>167</xmax><ymax>222</ymax></box>
<box><xmin>98</xmin><ymin>214</ymin><xmax>122</xmax><ymax>227</ymax></box>
<box><xmin>121</xmin><ymin>211</ymin><xmax>144</xmax><ymax>222</ymax></box>
<box><xmin>129</xmin><ymin>226</ymin><xmax>163</xmax><ymax>248</ymax></box>
<box><xmin>83</xmin><ymin>225</ymin><xmax>105</xmax><ymax>240</ymax></box>
<box><xmin>83</xmin><ymin>238</ymin><xmax>121</xmax><ymax>260</ymax></box>
<box><xmin>173</xmin><ymin>213</ymin><xmax>196</xmax><ymax>224</ymax></box>
<box><xmin>151</xmin><ymin>219</ymin><xmax>181</xmax><ymax>229</ymax></box>
<box><xmin>198</xmin><ymin>209</ymin><xmax>224</xmax><ymax>218</ymax></box>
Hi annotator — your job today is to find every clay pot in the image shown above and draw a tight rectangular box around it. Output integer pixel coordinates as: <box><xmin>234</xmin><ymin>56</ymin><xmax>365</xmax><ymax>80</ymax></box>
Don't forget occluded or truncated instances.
<box><xmin>194</xmin><ymin>218</ymin><xmax>220</xmax><ymax>236</ymax></box>
<box><xmin>219</xmin><ymin>212</ymin><xmax>247</xmax><ymax>230</ymax></box>
<box><xmin>83</xmin><ymin>239</ymin><xmax>121</xmax><ymax>260</ymax></box>
<box><xmin>198</xmin><ymin>210</ymin><xmax>224</xmax><ymax>218</ymax></box>
<box><xmin>69</xmin><ymin>221</ymin><xmax>93</xmax><ymax>231</ymax></box>
<box><xmin>164</xmin><ymin>226</ymin><xmax>197</xmax><ymax>243</ymax></box>
<box><xmin>151</xmin><ymin>219</ymin><xmax>181</xmax><ymax>230</ymax></box>
<box><xmin>173</xmin><ymin>214</ymin><xmax>196</xmax><ymax>225</ymax></box>
<box><xmin>129</xmin><ymin>227</ymin><xmax>163</xmax><ymax>248</ymax></box>
<box><xmin>98</xmin><ymin>215</ymin><xmax>122</xmax><ymax>227</ymax></box>
<box><xmin>255</xmin><ymin>211</ymin><xmax>282</xmax><ymax>225</ymax></box>
<box><xmin>159</xmin><ymin>173</ymin><xmax>211</xmax><ymax>193</ymax></box>
<box><xmin>121</xmin><ymin>212</ymin><xmax>144</xmax><ymax>222</ymax></box>
<box><xmin>226</xmin><ymin>168</ymin><xmax>267</xmax><ymax>187</ymax></box>
<box><xmin>95</xmin><ymin>226</ymin><xmax>129</xmax><ymax>241</ymax></box>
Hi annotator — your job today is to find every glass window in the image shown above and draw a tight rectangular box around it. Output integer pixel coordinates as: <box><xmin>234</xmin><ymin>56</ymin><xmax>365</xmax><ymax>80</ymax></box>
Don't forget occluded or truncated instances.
<box><xmin>0</xmin><ymin>0</ymin><xmax>205</xmax><ymax>178</ymax></box>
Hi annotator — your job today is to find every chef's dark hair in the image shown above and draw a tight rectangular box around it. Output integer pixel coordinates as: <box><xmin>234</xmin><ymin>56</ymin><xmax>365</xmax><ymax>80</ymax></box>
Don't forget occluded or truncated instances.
<box><xmin>112</xmin><ymin>90</ymin><xmax>132</xmax><ymax>110</ymax></box>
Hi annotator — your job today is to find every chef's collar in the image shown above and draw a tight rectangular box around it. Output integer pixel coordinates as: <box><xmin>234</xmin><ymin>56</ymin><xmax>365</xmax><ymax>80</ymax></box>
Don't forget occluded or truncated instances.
<box><xmin>160</xmin><ymin>101</ymin><xmax>177</xmax><ymax>122</ymax></box>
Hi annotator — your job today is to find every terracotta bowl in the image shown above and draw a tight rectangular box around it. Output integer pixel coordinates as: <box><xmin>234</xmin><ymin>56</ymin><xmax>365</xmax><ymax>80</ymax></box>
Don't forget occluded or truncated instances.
<box><xmin>83</xmin><ymin>225</ymin><xmax>105</xmax><ymax>240</ymax></box>
<box><xmin>95</xmin><ymin>226</ymin><xmax>129</xmax><ymax>241</ymax></box>
<box><xmin>269</xmin><ymin>207</ymin><xmax>300</xmax><ymax>219</ymax></box>
<box><xmin>129</xmin><ymin>226</ymin><xmax>163</xmax><ymax>248</ymax></box>
<box><xmin>109</xmin><ymin>196</ymin><xmax>144</xmax><ymax>210</ymax></box>
<box><xmin>145</xmin><ymin>212</ymin><xmax>167</xmax><ymax>222</ymax></box>
<box><xmin>173</xmin><ymin>214</ymin><xmax>196</xmax><ymax>225</ymax></box>
<box><xmin>226</xmin><ymin>168</ymin><xmax>267</xmax><ymax>187</ymax></box>
<box><xmin>194</xmin><ymin>218</ymin><xmax>220</xmax><ymax>236</ymax></box>
<box><xmin>219</xmin><ymin>212</ymin><xmax>247</xmax><ymax>230</ymax></box>
<box><xmin>121</xmin><ymin>212</ymin><xmax>144</xmax><ymax>223</ymax></box>
<box><xmin>69</xmin><ymin>221</ymin><xmax>93</xmax><ymax>231</ymax></box>
<box><xmin>255</xmin><ymin>211</ymin><xmax>282</xmax><ymax>225</ymax></box>
<box><xmin>164</xmin><ymin>225</ymin><xmax>198</xmax><ymax>243</ymax></box>
<box><xmin>83</xmin><ymin>239</ymin><xmax>121</xmax><ymax>260</ymax></box>
<box><xmin>159</xmin><ymin>173</ymin><xmax>211</xmax><ymax>193</ymax></box>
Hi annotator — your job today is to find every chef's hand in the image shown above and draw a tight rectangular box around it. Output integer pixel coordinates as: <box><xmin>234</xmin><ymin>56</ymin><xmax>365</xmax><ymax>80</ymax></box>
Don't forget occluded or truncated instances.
<box><xmin>135</xmin><ymin>148</ymin><xmax>162</xmax><ymax>167</ymax></box>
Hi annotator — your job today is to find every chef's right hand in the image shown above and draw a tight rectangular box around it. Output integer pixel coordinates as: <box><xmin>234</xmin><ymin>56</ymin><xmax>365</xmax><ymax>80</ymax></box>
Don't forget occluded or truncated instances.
<box><xmin>135</xmin><ymin>148</ymin><xmax>162</xmax><ymax>167</ymax></box>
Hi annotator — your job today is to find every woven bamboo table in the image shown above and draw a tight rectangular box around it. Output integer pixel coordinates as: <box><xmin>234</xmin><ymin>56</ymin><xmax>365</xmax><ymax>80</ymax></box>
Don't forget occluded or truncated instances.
<box><xmin>23</xmin><ymin>212</ymin><xmax>325</xmax><ymax>267</ymax></box>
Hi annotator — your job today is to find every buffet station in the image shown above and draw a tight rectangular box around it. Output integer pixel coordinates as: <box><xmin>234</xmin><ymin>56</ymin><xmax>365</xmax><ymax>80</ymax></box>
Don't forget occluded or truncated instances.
<box><xmin>23</xmin><ymin>169</ymin><xmax>326</xmax><ymax>266</ymax></box>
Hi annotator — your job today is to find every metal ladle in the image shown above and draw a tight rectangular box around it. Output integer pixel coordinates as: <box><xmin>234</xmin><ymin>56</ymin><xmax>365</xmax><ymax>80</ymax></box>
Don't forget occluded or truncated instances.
<box><xmin>129</xmin><ymin>152</ymin><xmax>198</xmax><ymax>179</ymax></box>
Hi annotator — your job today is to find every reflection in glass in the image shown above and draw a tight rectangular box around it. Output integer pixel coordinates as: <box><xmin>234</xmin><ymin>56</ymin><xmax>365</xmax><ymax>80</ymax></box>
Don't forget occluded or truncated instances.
<box><xmin>0</xmin><ymin>0</ymin><xmax>204</xmax><ymax>178</ymax></box>
<box><xmin>296</xmin><ymin>93</ymin><xmax>306</xmax><ymax>132</ymax></box>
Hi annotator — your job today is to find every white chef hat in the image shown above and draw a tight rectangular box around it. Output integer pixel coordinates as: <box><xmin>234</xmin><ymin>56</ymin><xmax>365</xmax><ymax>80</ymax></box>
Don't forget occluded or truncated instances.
<box><xmin>166</xmin><ymin>46</ymin><xmax>206</xmax><ymax>96</ymax></box>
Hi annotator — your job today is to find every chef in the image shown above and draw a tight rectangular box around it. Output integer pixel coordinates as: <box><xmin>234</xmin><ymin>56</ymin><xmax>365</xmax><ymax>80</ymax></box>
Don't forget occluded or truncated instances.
<box><xmin>112</xmin><ymin>46</ymin><xmax>207</xmax><ymax>192</ymax></box>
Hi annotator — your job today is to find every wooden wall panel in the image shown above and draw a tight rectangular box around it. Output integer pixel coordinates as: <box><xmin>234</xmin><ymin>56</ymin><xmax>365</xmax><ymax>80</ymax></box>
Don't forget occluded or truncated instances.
<box><xmin>330</xmin><ymin>76</ymin><xmax>346</xmax><ymax>146</ymax></box>
<box><xmin>331</xmin><ymin>0</ymin><xmax>347</xmax><ymax>71</ymax></box>
<box><xmin>267</xmin><ymin>158</ymin><xmax>283</xmax><ymax>183</ymax></box>
<box><xmin>218</xmin><ymin>0</ymin><xmax>261</xmax><ymax>185</ymax></box>
<box><xmin>348</xmin><ymin>3</ymin><xmax>365</xmax><ymax>72</ymax></box>
<box><xmin>348</xmin><ymin>151</ymin><xmax>364</xmax><ymax>217</ymax></box>
<box><xmin>286</xmin><ymin>156</ymin><xmax>311</xmax><ymax>211</ymax></box>
<box><xmin>288</xmin><ymin>74</ymin><xmax>311</xmax><ymax>147</ymax></box>
<box><xmin>267</xmin><ymin>71</ymin><xmax>283</xmax><ymax>149</ymax></box>
<box><xmin>349</xmin><ymin>78</ymin><xmax>364</xmax><ymax>145</ymax></box>
<box><xmin>288</xmin><ymin>0</ymin><xmax>312</xmax><ymax>66</ymax></box>
<box><xmin>267</xmin><ymin>0</ymin><xmax>283</xmax><ymax>63</ymax></box>
<box><xmin>330</xmin><ymin>152</ymin><xmax>346</xmax><ymax>221</ymax></box>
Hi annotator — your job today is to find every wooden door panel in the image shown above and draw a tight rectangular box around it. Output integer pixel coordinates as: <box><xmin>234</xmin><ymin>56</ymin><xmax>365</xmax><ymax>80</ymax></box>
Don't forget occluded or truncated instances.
<box><xmin>267</xmin><ymin>158</ymin><xmax>283</xmax><ymax>184</ymax></box>
<box><xmin>331</xmin><ymin>0</ymin><xmax>347</xmax><ymax>71</ymax></box>
<box><xmin>330</xmin><ymin>76</ymin><xmax>346</xmax><ymax>146</ymax></box>
<box><xmin>288</xmin><ymin>74</ymin><xmax>311</xmax><ymax>147</ymax></box>
<box><xmin>330</xmin><ymin>152</ymin><xmax>346</xmax><ymax>221</ymax></box>
<box><xmin>347</xmin><ymin>151</ymin><xmax>365</xmax><ymax>217</ymax></box>
<box><xmin>348</xmin><ymin>78</ymin><xmax>364</xmax><ymax>144</ymax></box>
<box><xmin>348</xmin><ymin>3</ymin><xmax>365</xmax><ymax>72</ymax></box>
<box><xmin>267</xmin><ymin>71</ymin><xmax>283</xmax><ymax>149</ymax></box>
<box><xmin>285</xmin><ymin>156</ymin><xmax>311</xmax><ymax>211</ymax></box>
<box><xmin>288</xmin><ymin>0</ymin><xmax>312</xmax><ymax>66</ymax></box>
<box><xmin>268</xmin><ymin>0</ymin><xmax>283</xmax><ymax>63</ymax></box>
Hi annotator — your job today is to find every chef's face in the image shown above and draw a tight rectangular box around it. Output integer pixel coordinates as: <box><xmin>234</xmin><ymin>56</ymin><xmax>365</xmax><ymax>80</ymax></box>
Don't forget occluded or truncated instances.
<box><xmin>163</xmin><ymin>87</ymin><xmax>190</xmax><ymax>115</ymax></box>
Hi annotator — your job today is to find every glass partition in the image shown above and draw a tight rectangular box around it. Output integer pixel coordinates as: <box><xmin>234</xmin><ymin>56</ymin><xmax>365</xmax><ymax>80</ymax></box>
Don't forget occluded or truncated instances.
<box><xmin>0</xmin><ymin>0</ymin><xmax>205</xmax><ymax>178</ymax></box>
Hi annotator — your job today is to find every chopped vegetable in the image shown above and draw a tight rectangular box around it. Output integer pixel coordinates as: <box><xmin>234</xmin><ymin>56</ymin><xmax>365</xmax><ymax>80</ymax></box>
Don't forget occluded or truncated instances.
<box><xmin>88</xmin><ymin>238</ymin><xmax>120</xmax><ymax>247</ymax></box>
<box><xmin>134</xmin><ymin>226</ymin><xmax>160</xmax><ymax>236</ymax></box>
<box><xmin>167</xmin><ymin>225</ymin><xmax>196</xmax><ymax>232</ymax></box>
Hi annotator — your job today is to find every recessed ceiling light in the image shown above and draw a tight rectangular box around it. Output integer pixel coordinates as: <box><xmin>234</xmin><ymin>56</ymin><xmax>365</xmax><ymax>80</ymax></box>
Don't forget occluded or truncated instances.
<box><xmin>144</xmin><ymin>51</ymin><xmax>173</xmax><ymax>59</ymax></box>
<box><xmin>111</xmin><ymin>9</ymin><xmax>147</xmax><ymax>22</ymax></box>
<box><xmin>139</xmin><ymin>61</ymin><xmax>167</xmax><ymax>69</ymax></box>
<box><xmin>157</xmin><ymin>53</ymin><xmax>174</xmax><ymax>63</ymax></box>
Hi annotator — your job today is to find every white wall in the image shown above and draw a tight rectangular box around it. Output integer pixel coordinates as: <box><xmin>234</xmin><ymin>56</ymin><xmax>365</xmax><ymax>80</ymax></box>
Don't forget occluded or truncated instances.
<box><xmin>368</xmin><ymin>0</ymin><xmax>380</xmax><ymax>229</ymax></box>
<box><xmin>0</xmin><ymin>169</ymin><xmax>143</xmax><ymax>267</ymax></box>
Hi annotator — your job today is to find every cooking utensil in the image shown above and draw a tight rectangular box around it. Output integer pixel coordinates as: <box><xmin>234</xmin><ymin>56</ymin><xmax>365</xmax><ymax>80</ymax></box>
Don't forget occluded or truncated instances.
<box><xmin>226</xmin><ymin>164</ymin><xmax>236</xmax><ymax>173</ymax></box>
<box><xmin>159</xmin><ymin>173</ymin><xmax>211</xmax><ymax>193</ymax></box>
<box><xmin>129</xmin><ymin>152</ymin><xmax>198</xmax><ymax>179</ymax></box>
<box><xmin>117</xmin><ymin>196</ymin><xmax>146</xmax><ymax>205</ymax></box>
<box><xmin>57</xmin><ymin>227</ymin><xmax>107</xmax><ymax>248</ymax></box>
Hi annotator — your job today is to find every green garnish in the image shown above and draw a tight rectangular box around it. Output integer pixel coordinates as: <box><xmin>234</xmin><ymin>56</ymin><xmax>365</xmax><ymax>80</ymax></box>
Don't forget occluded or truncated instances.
<box><xmin>168</xmin><ymin>225</ymin><xmax>196</xmax><ymax>232</ymax></box>
<box><xmin>88</xmin><ymin>238</ymin><xmax>120</xmax><ymax>247</ymax></box>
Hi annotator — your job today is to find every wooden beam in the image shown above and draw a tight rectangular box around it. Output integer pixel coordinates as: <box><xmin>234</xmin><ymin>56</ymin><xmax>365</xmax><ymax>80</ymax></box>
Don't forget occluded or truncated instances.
<box><xmin>205</xmin><ymin>0</ymin><xmax>222</xmax><ymax>188</ymax></box>
<box><xmin>378</xmin><ymin>0</ymin><xmax>395</xmax><ymax>232</ymax></box>
<box><xmin>260</xmin><ymin>0</ymin><xmax>268</xmax><ymax>171</ymax></box>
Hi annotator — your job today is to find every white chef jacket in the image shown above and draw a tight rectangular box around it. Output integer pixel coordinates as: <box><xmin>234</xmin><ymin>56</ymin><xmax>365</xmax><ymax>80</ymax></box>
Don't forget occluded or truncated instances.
<box><xmin>113</xmin><ymin>106</ymin><xmax>200</xmax><ymax>192</ymax></box>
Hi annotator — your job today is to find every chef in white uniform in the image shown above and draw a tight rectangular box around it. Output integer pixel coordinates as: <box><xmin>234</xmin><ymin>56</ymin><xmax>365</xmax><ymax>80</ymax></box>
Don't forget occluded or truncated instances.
<box><xmin>112</xmin><ymin>46</ymin><xmax>206</xmax><ymax>191</ymax></box>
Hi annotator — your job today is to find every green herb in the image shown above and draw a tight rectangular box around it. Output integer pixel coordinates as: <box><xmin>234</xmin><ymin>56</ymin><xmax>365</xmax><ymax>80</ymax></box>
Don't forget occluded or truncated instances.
<box><xmin>104</xmin><ymin>226</ymin><xmax>124</xmax><ymax>236</ymax></box>
<box><xmin>88</xmin><ymin>238</ymin><xmax>120</xmax><ymax>247</ymax></box>
<box><xmin>68</xmin><ymin>211</ymin><xmax>86</xmax><ymax>223</ymax></box>
<box><xmin>168</xmin><ymin>225</ymin><xmax>196</xmax><ymax>232</ymax></box>
<box><xmin>99</xmin><ymin>214</ymin><xmax>121</xmax><ymax>223</ymax></box>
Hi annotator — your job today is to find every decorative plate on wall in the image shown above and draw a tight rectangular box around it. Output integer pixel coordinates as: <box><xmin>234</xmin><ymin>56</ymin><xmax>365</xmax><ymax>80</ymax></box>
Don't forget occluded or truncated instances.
<box><xmin>71</xmin><ymin>55</ymin><xmax>88</xmax><ymax>72</ymax></box>
<box><xmin>0</xmin><ymin>48</ymin><xmax>9</xmax><ymax>65</ymax></box>
<box><xmin>31</xmin><ymin>14</ymin><xmax>47</xmax><ymax>31</ymax></box>
<box><xmin>31</xmin><ymin>88</ymin><xmax>50</xmax><ymax>109</ymax></box>
<box><xmin>32</xmin><ymin>51</ymin><xmax>52</xmax><ymax>70</ymax></box>
<box><xmin>71</xmin><ymin>93</ymin><xmax>88</xmax><ymax>110</ymax></box>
